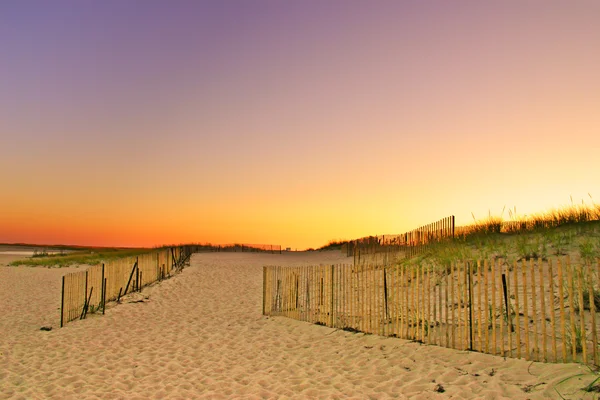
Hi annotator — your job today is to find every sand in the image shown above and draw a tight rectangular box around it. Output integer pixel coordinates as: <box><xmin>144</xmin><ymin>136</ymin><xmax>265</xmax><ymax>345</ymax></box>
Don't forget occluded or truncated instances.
<box><xmin>0</xmin><ymin>251</ymin><xmax>596</xmax><ymax>399</ymax></box>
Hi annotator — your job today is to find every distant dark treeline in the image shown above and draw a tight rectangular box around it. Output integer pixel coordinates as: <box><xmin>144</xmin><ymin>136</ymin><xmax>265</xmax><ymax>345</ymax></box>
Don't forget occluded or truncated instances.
<box><xmin>193</xmin><ymin>243</ymin><xmax>282</xmax><ymax>254</ymax></box>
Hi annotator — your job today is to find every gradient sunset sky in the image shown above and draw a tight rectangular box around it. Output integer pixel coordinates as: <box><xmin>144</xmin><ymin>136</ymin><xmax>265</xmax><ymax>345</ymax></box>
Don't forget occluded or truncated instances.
<box><xmin>1</xmin><ymin>1</ymin><xmax>599</xmax><ymax>249</ymax></box>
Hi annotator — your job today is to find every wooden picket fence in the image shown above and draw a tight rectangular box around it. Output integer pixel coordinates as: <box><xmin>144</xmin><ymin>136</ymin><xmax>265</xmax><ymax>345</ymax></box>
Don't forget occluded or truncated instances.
<box><xmin>60</xmin><ymin>246</ymin><xmax>195</xmax><ymax>327</ymax></box>
<box><xmin>263</xmin><ymin>257</ymin><xmax>600</xmax><ymax>366</ymax></box>
<box><xmin>346</xmin><ymin>216</ymin><xmax>455</xmax><ymax>265</ymax></box>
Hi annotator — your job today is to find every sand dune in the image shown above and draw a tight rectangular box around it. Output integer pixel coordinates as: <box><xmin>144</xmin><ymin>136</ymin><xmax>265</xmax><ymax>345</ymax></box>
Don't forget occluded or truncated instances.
<box><xmin>0</xmin><ymin>252</ymin><xmax>595</xmax><ymax>399</ymax></box>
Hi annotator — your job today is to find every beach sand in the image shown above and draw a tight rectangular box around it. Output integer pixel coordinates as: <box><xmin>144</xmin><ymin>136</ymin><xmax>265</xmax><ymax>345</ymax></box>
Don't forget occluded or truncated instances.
<box><xmin>0</xmin><ymin>251</ymin><xmax>595</xmax><ymax>399</ymax></box>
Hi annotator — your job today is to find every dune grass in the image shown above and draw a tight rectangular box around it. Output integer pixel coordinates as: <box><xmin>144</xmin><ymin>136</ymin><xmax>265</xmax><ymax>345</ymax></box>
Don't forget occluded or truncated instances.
<box><xmin>405</xmin><ymin>219</ymin><xmax>600</xmax><ymax>271</ymax></box>
<box><xmin>9</xmin><ymin>248</ymin><xmax>153</xmax><ymax>267</ymax></box>
<box><xmin>317</xmin><ymin>239</ymin><xmax>349</xmax><ymax>251</ymax></box>
<box><xmin>345</xmin><ymin>200</ymin><xmax>600</xmax><ymax>270</ymax></box>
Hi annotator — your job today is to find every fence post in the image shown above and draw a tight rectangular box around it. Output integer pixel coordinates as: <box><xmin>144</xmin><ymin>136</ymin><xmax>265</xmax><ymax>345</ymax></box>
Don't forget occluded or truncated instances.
<box><xmin>468</xmin><ymin>261</ymin><xmax>474</xmax><ymax>351</ymax></box>
<box><xmin>502</xmin><ymin>273</ymin><xmax>510</xmax><ymax>332</ymax></box>
<box><xmin>60</xmin><ymin>276</ymin><xmax>65</xmax><ymax>328</ymax></box>
<box><xmin>123</xmin><ymin>261</ymin><xmax>138</xmax><ymax>296</ymax></box>
<box><xmin>80</xmin><ymin>287</ymin><xmax>93</xmax><ymax>320</ymax></box>
<box><xmin>330</xmin><ymin>265</ymin><xmax>335</xmax><ymax>328</ymax></box>
<box><xmin>383</xmin><ymin>267</ymin><xmax>389</xmax><ymax>320</ymax></box>
<box><xmin>135</xmin><ymin>257</ymin><xmax>140</xmax><ymax>291</ymax></box>
<box><xmin>84</xmin><ymin>270</ymin><xmax>88</xmax><ymax>315</ymax></box>
<box><xmin>101</xmin><ymin>263</ymin><xmax>105</xmax><ymax>311</ymax></box>
<box><xmin>102</xmin><ymin>278</ymin><xmax>107</xmax><ymax>315</ymax></box>
<box><xmin>262</xmin><ymin>267</ymin><xmax>267</xmax><ymax>315</ymax></box>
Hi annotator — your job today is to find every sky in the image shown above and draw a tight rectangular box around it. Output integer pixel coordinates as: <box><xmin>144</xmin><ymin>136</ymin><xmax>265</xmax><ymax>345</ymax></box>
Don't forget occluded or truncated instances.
<box><xmin>1</xmin><ymin>1</ymin><xmax>599</xmax><ymax>249</ymax></box>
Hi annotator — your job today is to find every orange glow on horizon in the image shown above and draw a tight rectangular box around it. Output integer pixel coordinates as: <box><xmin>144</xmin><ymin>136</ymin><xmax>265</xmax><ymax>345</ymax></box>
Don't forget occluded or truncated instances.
<box><xmin>2</xmin><ymin>3</ymin><xmax>599</xmax><ymax>250</ymax></box>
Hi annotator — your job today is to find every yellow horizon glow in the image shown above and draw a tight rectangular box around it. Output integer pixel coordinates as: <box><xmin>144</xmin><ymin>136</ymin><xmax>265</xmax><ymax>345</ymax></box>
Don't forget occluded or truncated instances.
<box><xmin>2</xmin><ymin>3</ymin><xmax>599</xmax><ymax>249</ymax></box>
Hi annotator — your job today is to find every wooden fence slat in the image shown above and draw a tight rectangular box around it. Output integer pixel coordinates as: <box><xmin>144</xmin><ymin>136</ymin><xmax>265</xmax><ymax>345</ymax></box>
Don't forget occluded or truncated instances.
<box><xmin>530</xmin><ymin>258</ymin><xmax>538</xmax><ymax>361</ymax></box>
<box><xmin>396</xmin><ymin>266</ymin><xmax>404</xmax><ymax>338</ymax></box>
<box><xmin>491</xmin><ymin>259</ymin><xmax>497</xmax><ymax>356</ymax></box>
<box><xmin>394</xmin><ymin>264</ymin><xmax>399</xmax><ymax>337</ymax></box>
<box><xmin>346</xmin><ymin>264</ymin><xmax>350</xmax><ymax>329</ymax></box>
<box><xmin>445</xmin><ymin>266</ymin><xmax>449</xmax><ymax>347</ymax></box>
<box><xmin>375</xmin><ymin>264</ymin><xmax>380</xmax><ymax>334</ymax></box>
<box><xmin>306</xmin><ymin>266</ymin><xmax>310</xmax><ymax>322</ymax></box>
<box><xmin>499</xmin><ymin>264</ymin><xmax>505</xmax><ymax>357</ymax></box>
<box><xmin>355</xmin><ymin>265</ymin><xmax>360</xmax><ymax>331</ymax></box>
<box><xmin>456</xmin><ymin>262</ymin><xmax>462</xmax><ymax>350</ymax></box>
<box><xmin>513</xmin><ymin>260</ymin><xmax>521</xmax><ymax>359</ymax></box>
<box><xmin>477</xmin><ymin>260</ymin><xmax>482</xmax><ymax>352</ymax></box>
<box><xmin>557</xmin><ymin>258</ymin><xmax>567</xmax><ymax>362</ymax></box>
<box><xmin>370</xmin><ymin>265</ymin><xmax>375</xmax><ymax>334</ymax></box>
<box><xmin>412</xmin><ymin>265</ymin><xmax>417</xmax><ymax>340</ymax></box>
<box><xmin>432</xmin><ymin>271</ymin><xmax>438</xmax><ymax>345</ymax></box>
<box><xmin>340</xmin><ymin>265</ymin><xmax>344</xmax><ymax>328</ymax></box>
<box><xmin>306</xmin><ymin>267</ymin><xmax>311</xmax><ymax>322</ymax></box>
<box><xmin>280</xmin><ymin>267</ymin><xmax>285</xmax><ymax>317</ymax></box>
<box><xmin>394</xmin><ymin>265</ymin><xmax>399</xmax><ymax>337</ymax></box>
<box><xmin>469</xmin><ymin>262</ymin><xmax>475</xmax><ymax>351</ymax></box>
<box><xmin>354</xmin><ymin>266</ymin><xmax>358</xmax><ymax>330</ymax></box>
<box><xmin>316</xmin><ymin>266</ymin><xmax>320</xmax><ymax>324</ymax></box>
<box><xmin>365</xmin><ymin>265</ymin><xmax>370</xmax><ymax>333</ymax></box>
<box><xmin>308</xmin><ymin>266</ymin><xmax>312</xmax><ymax>322</ymax></box>
<box><xmin>538</xmin><ymin>258</ymin><xmax>547</xmax><ymax>362</ymax></box>
<box><xmin>363</xmin><ymin>265</ymin><xmax>367</xmax><ymax>333</ymax></box>
<box><xmin>421</xmin><ymin>264</ymin><xmax>426</xmax><ymax>342</ymax></box>
<box><xmin>262</xmin><ymin>267</ymin><xmax>267</xmax><ymax>315</ymax></box>
<box><xmin>415</xmin><ymin>265</ymin><xmax>419</xmax><ymax>341</ymax></box>
<box><xmin>547</xmin><ymin>260</ymin><xmax>556</xmax><ymax>362</ymax></box>
<box><xmin>377</xmin><ymin>264</ymin><xmax>386</xmax><ymax>336</ymax></box>
<box><xmin>522</xmin><ymin>260</ymin><xmax>530</xmax><ymax>361</ymax></box>
<box><xmin>589</xmin><ymin>260</ymin><xmax>598</xmax><ymax>366</ymax></box>
<box><xmin>382</xmin><ymin>266</ymin><xmax>387</xmax><ymax>336</ymax></box>
<box><xmin>464</xmin><ymin>262</ymin><xmax>469</xmax><ymax>351</ymax></box>
<box><xmin>330</xmin><ymin>265</ymin><xmax>335</xmax><ymax>328</ymax></box>
<box><xmin>567</xmin><ymin>257</ymin><xmax>577</xmax><ymax>361</ymax></box>
<box><xmin>451</xmin><ymin>262</ymin><xmax>456</xmax><ymax>349</ymax></box>
<box><xmin>420</xmin><ymin>264</ymin><xmax>424</xmax><ymax>340</ymax></box>
<box><xmin>344</xmin><ymin>264</ymin><xmax>348</xmax><ymax>328</ymax></box>
<box><xmin>401</xmin><ymin>264</ymin><xmax>406</xmax><ymax>339</ymax></box>
<box><xmin>577</xmin><ymin>263</ymin><xmax>587</xmax><ymax>364</ymax></box>
<box><xmin>427</xmin><ymin>266</ymin><xmax>431</xmax><ymax>344</ymax></box>
<box><xmin>484</xmin><ymin>260</ymin><xmax>489</xmax><ymax>354</ymax></box>
<box><xmin>438</xmin><ymin>271</ymin><xmax>445</xmax><ymax>346</ymax></box>
<box><xmin>343</xmin><ymin>265</ymin><xmax>348</xmax><ymax>328</ymax></box>
<box><xmin>370</xmin><ymin>264</ymin><xmax>375</xmax><ymax>334</ymax></box>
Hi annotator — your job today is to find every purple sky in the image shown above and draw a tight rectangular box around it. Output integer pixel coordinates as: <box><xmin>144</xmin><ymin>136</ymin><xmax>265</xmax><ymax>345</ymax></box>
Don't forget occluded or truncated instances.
<box><xmin>2</xmin><ymin>1</ymin><xmax>600</xmax><ymax>248</ymax></box>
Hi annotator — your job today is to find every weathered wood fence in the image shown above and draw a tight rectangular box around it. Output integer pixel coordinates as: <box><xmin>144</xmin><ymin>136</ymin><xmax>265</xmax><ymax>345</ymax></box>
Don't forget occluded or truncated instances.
<box><xmin>60</xmin><ymin>246</ymin><xmax>194</xmax><ymax>327</ymax></box>
<box><xmin>200</xmin><ymin>243</ymin><xmax>282</xmax><ymax>254</ymax></box>
<box><xmin>346</xmin><ymin>216</ymin><xmax>455</xmax><ymax>264</ymax></box>
<box><xmin>263</xmin><ymin>257</ymin><xmax>599</xmax><ymax>366</ymax></box>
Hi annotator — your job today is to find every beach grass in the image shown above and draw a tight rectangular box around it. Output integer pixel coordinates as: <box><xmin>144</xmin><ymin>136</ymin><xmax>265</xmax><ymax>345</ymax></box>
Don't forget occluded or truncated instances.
<box><xmin>8</xmin><ymin>247</ymin><xmax>153</xmax><ymax>267</ymax></box>
<box><xmin>344</xmin><ymin>200</ymin><xmax>600</xmax><ymax>271</ymax></box>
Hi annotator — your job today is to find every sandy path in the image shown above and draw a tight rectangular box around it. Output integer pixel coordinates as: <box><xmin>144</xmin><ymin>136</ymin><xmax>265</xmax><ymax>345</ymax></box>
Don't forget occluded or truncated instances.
<box><xmin>0</xmin><ymin>252</ymin><xmax>594</xmax><ymax>399</ymax></box>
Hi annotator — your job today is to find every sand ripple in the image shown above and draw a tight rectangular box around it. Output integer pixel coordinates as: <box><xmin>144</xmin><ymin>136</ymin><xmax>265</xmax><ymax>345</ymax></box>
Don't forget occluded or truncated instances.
<box><xmin>0</xmin><ymin>252</ymin><xmax>595</xmax><ymax>399</ymax></box>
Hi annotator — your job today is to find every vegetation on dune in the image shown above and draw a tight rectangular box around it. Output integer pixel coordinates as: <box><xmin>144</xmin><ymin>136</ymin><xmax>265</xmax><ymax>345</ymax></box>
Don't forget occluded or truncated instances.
<box><xmin>418</xmin><ymin>222</ymin><xmax>600</xmax><ymax>268</ymax></box>
<box><xmin>9</xmin><ymin>248</ymin><xmax>153</xmax><ymax>268</ymax></box>
<box><xmin>405</xmin><ymin>203</ymin><xmax>600</xmax><ymax>269</ymax></box>
<box><xmin>316</xmin><ymin>239</ymin><xmax>349</xmax><ymax>251</ymax></box>
<box><xmin>344</xmin><ymin>199</ymin><xmax>600</xmax><ymax>270</ymax></box>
